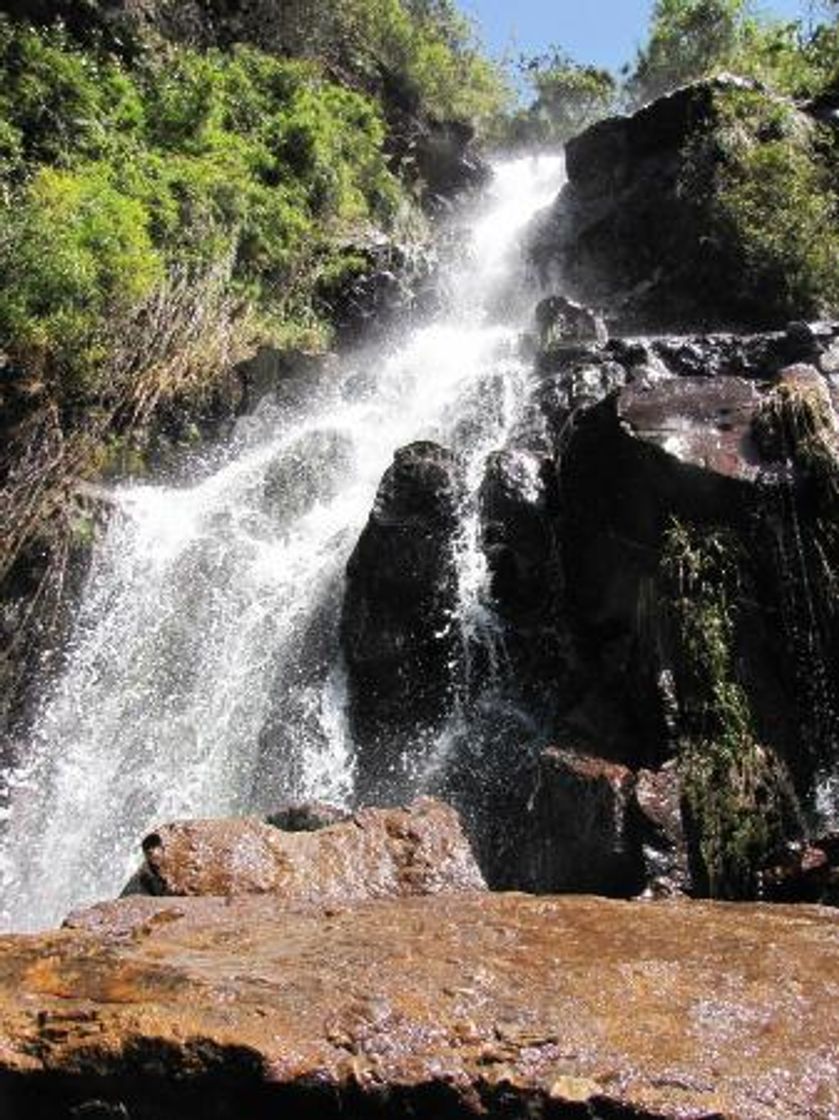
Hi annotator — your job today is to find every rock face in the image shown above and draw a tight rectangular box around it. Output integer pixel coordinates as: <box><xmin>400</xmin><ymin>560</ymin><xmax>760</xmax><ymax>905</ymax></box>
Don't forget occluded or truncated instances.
<box><xmin>0</xmin><ymin>892</ymin><xmax>837</xmax><ymax>1118</ymax></box>
<box><xmin>342</xmin><ymin>442</ymin><xmax>465</xmax><ymax>799</ymax></box>
<box><xmin>413</xmin><ymin>119</ymin><xmax>491</xmax><ymax>208</ymax></box>
<box><xmin>478</xmin><ymin>449</ymin><xmax>557</xmax><ymax>621</ymax></box>
<box><xmin>528</xmin><ymin>77</ymin><xmax>818</xmax><ymax>330</ymax></box>
<box><xmin>343</xmin><ymin>318</ymin><xmax>839</xmax><ymax>901</ymax></box>
<box><xmin>122</xmin><ymin>799</ymin><xmax>485</xmax><ymax>902</ymax></box>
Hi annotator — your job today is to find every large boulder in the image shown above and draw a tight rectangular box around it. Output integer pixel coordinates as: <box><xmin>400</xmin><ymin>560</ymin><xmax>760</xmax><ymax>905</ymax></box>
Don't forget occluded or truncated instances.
<box><xmin>555</xmin><ymin>357</ymin><xmax>839</xmax><ymax>874</ymax></box>
<box><xmin>478</xmin><ymin>448</ymin><xmax>557</xmax><ymax>621</ymax></box>
<box><xmin>341</xmin><ymin>442</ymin><xmax>465</xmax><ymax>798</ymax></box>
<box><xmin>528</xmin><ymin>77</ymin><xmax>828</xmax><ymax>330</ymax></box>
<box><xmin>0</xmin><ymin>893</ymin><xmax>837</xmax><ymax>1118</ymax></box>
<box><xmin>512</xmin><ymin>747</ymin><xmax>645</xmax><ymax>896</ymax></box>
<box><xmin>122</xmin><ymin>798</ymin><xmax>485</xmax><ymax>902</ymax></box>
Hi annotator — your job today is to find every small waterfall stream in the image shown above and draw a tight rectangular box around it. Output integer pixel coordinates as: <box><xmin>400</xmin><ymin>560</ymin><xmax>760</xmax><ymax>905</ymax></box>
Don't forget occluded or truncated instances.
<box><xmin>0</xmin><ymin>155</ymin><xmax>565</xmax><ymax>931</ymax></box>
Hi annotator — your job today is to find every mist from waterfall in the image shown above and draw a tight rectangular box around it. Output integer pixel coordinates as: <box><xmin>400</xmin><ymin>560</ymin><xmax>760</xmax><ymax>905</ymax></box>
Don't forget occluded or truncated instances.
<box><xmin>0</xmin><ymin>154</ymin><xmax>566</xmax><ymax>932</ymax></box>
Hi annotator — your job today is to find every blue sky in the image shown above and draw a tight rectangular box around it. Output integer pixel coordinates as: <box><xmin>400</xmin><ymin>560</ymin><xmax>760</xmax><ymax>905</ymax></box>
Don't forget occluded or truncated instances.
<box><xmin>462</xmin><ymin>1</ymin><xmax>816</xmax><ymax>71</ymax></box>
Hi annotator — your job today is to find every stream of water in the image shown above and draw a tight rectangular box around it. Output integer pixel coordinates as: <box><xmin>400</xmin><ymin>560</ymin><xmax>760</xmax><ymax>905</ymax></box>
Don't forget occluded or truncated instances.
<box><xmin>0</xmin><ymin>155</ymin><xmax>566</xmax><ymax>931</ymax></box>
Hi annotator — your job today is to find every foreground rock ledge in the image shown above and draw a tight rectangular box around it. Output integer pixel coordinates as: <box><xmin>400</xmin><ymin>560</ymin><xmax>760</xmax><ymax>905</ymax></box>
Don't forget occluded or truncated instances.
<box><xmin>0</xmin><ymin>894</ymin><xmax>837</xmax><ymax>1119</ymax></box>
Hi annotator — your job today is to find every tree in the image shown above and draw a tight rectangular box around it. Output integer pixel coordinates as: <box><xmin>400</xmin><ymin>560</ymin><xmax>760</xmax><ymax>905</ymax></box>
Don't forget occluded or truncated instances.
<box><xmin>500</xmin><ymin>49</ymin><xmax>616</xmax><ymax>148</ymax></box>
<box><xmin>626</xmin><ymin>0</ymin><xmax>748</xmax><ymax>105</ymax></box>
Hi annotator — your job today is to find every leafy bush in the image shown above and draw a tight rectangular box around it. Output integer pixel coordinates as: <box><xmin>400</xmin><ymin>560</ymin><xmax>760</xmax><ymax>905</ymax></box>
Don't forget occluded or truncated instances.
<box><xmin>0</xmin><ymin>20</ymin><xmax>407</xmax><ymax>395</ymax></box>
<box><xmin>0</xmin><ymin>163</ymin><xmax>162</xmax><ymax>388</ymax></box>
<box><xmin>679</xmin><ymin>87</ymin><xmax>839</xmax><ymax>321</ymax></box>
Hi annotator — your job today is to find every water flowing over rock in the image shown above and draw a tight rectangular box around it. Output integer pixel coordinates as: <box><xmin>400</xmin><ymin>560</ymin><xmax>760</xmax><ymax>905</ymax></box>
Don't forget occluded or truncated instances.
<box><xmin>0</xmin><ymin>154</ymin><xmax>567</xmax><ymax>931</ymax></box>
<box><xmin>0</xmin><ymin>893</ymin><xmax>837</xmax><ymax>1118</ymax></box>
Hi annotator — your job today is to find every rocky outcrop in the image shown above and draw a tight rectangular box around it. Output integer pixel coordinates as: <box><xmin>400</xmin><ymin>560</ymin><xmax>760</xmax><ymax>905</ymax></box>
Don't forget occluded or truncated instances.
<box><xmin>122</xmin><ymin>798</ymin><xmax>485</xmax><ymax>902</ymax></box>
<box><xmin>413</xmin><ymin>119</ymin><xmax>490</xmax><ymax>208</ymax></box>
<box><xmin>478</xmin><ymin>449</ymin><xmax>557</xmax><ymax>621</ymax></box>
<box><xmin>341</xmin><ymin>442</ymin><xmax>465</xmax><ymax>799</ymax></box>
<box><xmin>0</xmin><ymin>892</ymin><xmax>837</xmax><ymax>1118</ymax></box>
<box><xmin>344</xmin><ymin>318</ymin><xmax>839</xmax><ymax>900</ymax></box>
<box><xmin>315</xmin><ymin>240</ymin><xmax>438</xmax><ymax>347</ymax></box>
<box><xmin>528</xmin><ymin>77</ymin><xmax>823</xmax><ymax>330</ymax></box>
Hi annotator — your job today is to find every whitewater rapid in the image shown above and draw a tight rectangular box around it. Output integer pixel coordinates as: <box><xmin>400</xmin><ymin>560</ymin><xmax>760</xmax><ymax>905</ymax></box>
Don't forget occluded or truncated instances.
<box><xmin>0</xmin><ymin>155</ymin><xmax>565</xmax><ymax>931</ymax></box>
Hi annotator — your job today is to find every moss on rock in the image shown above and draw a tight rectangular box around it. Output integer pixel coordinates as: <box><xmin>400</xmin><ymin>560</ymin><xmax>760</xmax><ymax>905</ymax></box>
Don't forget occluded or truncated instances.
<box><xmin>661</xmin><ymin>519</ymin><xmax>799</xmax><ymax>898</ymax></box>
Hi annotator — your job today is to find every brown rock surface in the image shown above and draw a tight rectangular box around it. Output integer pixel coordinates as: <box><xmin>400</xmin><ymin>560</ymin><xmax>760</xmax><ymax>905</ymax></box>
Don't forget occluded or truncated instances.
<box><xmin>129</xmin><ymin>797</ymin><xmax>485</xmax><ymax>901</ymax></box>
<box><xmin>617</xmin><ymin>376</ymin><xmax>762</xmax><ymax>483</ymax></box>
<box><xmin>0</xmin><ymin>893</ymin><xmax>838</xmax><ymax>1118</ymax></box>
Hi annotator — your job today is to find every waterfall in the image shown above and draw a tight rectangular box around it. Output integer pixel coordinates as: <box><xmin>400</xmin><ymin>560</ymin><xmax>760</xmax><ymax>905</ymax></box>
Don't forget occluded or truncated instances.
<box><xmin>0</xmin><ymin>155</ymin><xmax>565</xmax><ymax>932</ymax></box>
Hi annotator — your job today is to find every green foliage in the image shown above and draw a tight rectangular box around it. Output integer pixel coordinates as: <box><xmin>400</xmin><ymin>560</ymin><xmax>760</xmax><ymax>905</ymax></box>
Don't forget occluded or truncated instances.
<box><xmin>626</xmin><ymin>0</ymin><xmax>839</xmax><ymax>105</ymax></box>
<box><xmin>661</xmin><ymin>520</ymin><xmax>795</xmax><ymax>898</ymax></box>
<box><xmin>0</xmin><ymin>20</ymin><xmax>406</xmax><ymax>395</ymax></box>
<box><xmin>627</xmin><ymin>0</ymin><xmax>747</xmax><ymax>104</ymax></box>
<box><xmin>332</xmin><ymin>0</ymin><xmax>509</xmax><ymax>128</ymax></box>
<box><xmin>0</xmin><ymin>19</ymin><xmax>144</xmax><ymax>171</ymax></box>
<box><xmin>499</xmin><ymin>49</ymin><xmax>616</xmax><ymax>148</ymax></box>
<box><xmin>753</xmin><ymin>380</ymin><xmax>837</xmax><ymax>467</ymax></box>
<box><xmin>0</xmin><ymin>163</ymin><xmax>162</xmax><ymax>387</ymax></box>
<box><xmin>680</xmin><ymin>87</ymin><xmax>839</xmax><ymax>321</ymax></box>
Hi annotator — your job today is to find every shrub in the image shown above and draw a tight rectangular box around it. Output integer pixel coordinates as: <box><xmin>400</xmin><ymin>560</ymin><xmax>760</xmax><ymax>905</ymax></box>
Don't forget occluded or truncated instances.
<box><xmin>626</xmin><ymin>0</ymin><xmax>839</xmax><ymax>105</ymax></box>
<box><xmin>0</xmin><ymin>22</ymin><xmax>407</xmax><ymax>394</ymax></box>
<box><xmin>0</xmin><ymin>164</ymin><xmax>162</xmax><ymax>389</ymax></box>
<box><xmin>679</xmin><ymin>87</ymin><xmax>839</xmax><ymax>322</ymax></box>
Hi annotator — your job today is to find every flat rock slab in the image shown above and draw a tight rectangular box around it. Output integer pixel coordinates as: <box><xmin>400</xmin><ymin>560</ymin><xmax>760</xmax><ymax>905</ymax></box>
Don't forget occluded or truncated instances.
<box><xmin>0</xmin><ymin>893</ymin><xmax>838</xmax><ymax>1118</ymax></box>
<box><xmin>618</xmin><ymin>377</ymin><xmax>763</xmax><ymax>481</ymax></box>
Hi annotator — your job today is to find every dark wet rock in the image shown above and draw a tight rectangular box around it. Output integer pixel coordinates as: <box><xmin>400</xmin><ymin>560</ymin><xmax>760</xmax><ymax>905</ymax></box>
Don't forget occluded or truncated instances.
<box><xmin>341</xmin><ymin>442</ymin><xmax>465</xmax><ymax>796</ymax></box>
<box><xmin>617</xmin><ymin>375</ymin><xmax>763</xmax><ymax>483</ymax></box>
<box><xmin>607</xmin><ymin>326</ymin><xmax>839</xmax><ymax>384</ymax></box>
<box><xmin>413</xmin><ymin>119</ymin><xmax>490</xmax><ymax>208</ymax></box>
<box><xmin>538</xmin><ymin>359</ymin><xmax>628</xmax><ymax>434</ymax></box>
<box><xmin>535</xmin><ymin>294</ymin><xmax>607</xmax><ymax>349</ymax></box>
<box><xmin>757</xmin><ymin>837</ymin><xmax>837</xmax><ymax>904</ymax></box>
<box><xmin>340</xmin><ymin>321</ymin><xmax>839</xmax><ymax>898</ymax></box>
<box><xmin>2</xmin><ymin>892</ymin><xmax>837</xmax><ymax>1118</ymax></box>
<box><xmin>553</xmin><ymin>379</ymin><xmax>758</xmax><ymax>764</ymax></box>
<box><xmin>122</xmin><ymin>798</ymin><xmax>484</xmax><ymax>902</ymax></box>
<box><xmin>513</xmin><ymin>747</ymin><xmax>645</xmax><ymax>897</ymax></box>
<box><xmin>478</xmin><ymin>449</ymin><xmax>557</xmax><ymax>620</ymax></box>
<box><xmin>315</xmin><ymin>240</ymin><xmax>437</xmax><ymax>346</ymax></box>
<box><xmin>761</xmin><ymin>832</ymin><xmax>839</xmax><ymax>904</ymax></box>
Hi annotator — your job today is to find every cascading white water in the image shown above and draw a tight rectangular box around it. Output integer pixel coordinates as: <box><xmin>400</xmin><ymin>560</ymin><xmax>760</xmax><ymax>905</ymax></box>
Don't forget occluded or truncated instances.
<box><xmin>0</xmin><ymin>155</ymin><xmax>565</xmax><ymax>932</ymax></box>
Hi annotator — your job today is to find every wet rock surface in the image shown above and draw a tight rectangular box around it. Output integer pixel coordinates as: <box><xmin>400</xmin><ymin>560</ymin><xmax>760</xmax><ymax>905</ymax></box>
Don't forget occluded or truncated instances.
<box><xmin>513</xmin><ymin>748</ymin><xmax>644</xmax><ymax>896</ymax></box>
<box><xmin>0</xmin><ymin>893</ymin><xmax>837</xmax><ymax>1118</ymax></box>
<box><xmin>121</xmin><ymin>798</ymin><xmax>484</xmax><ymax>902</ymax></box>
<box><xmin>342</xmin><ymin>442</ymin><xmax>466</xmax><ymax>799</ymax></box>
<box><xmin>344</xmin><ymin>318</ymin><xmax>839</xmax><ymax>900</ymax></box>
